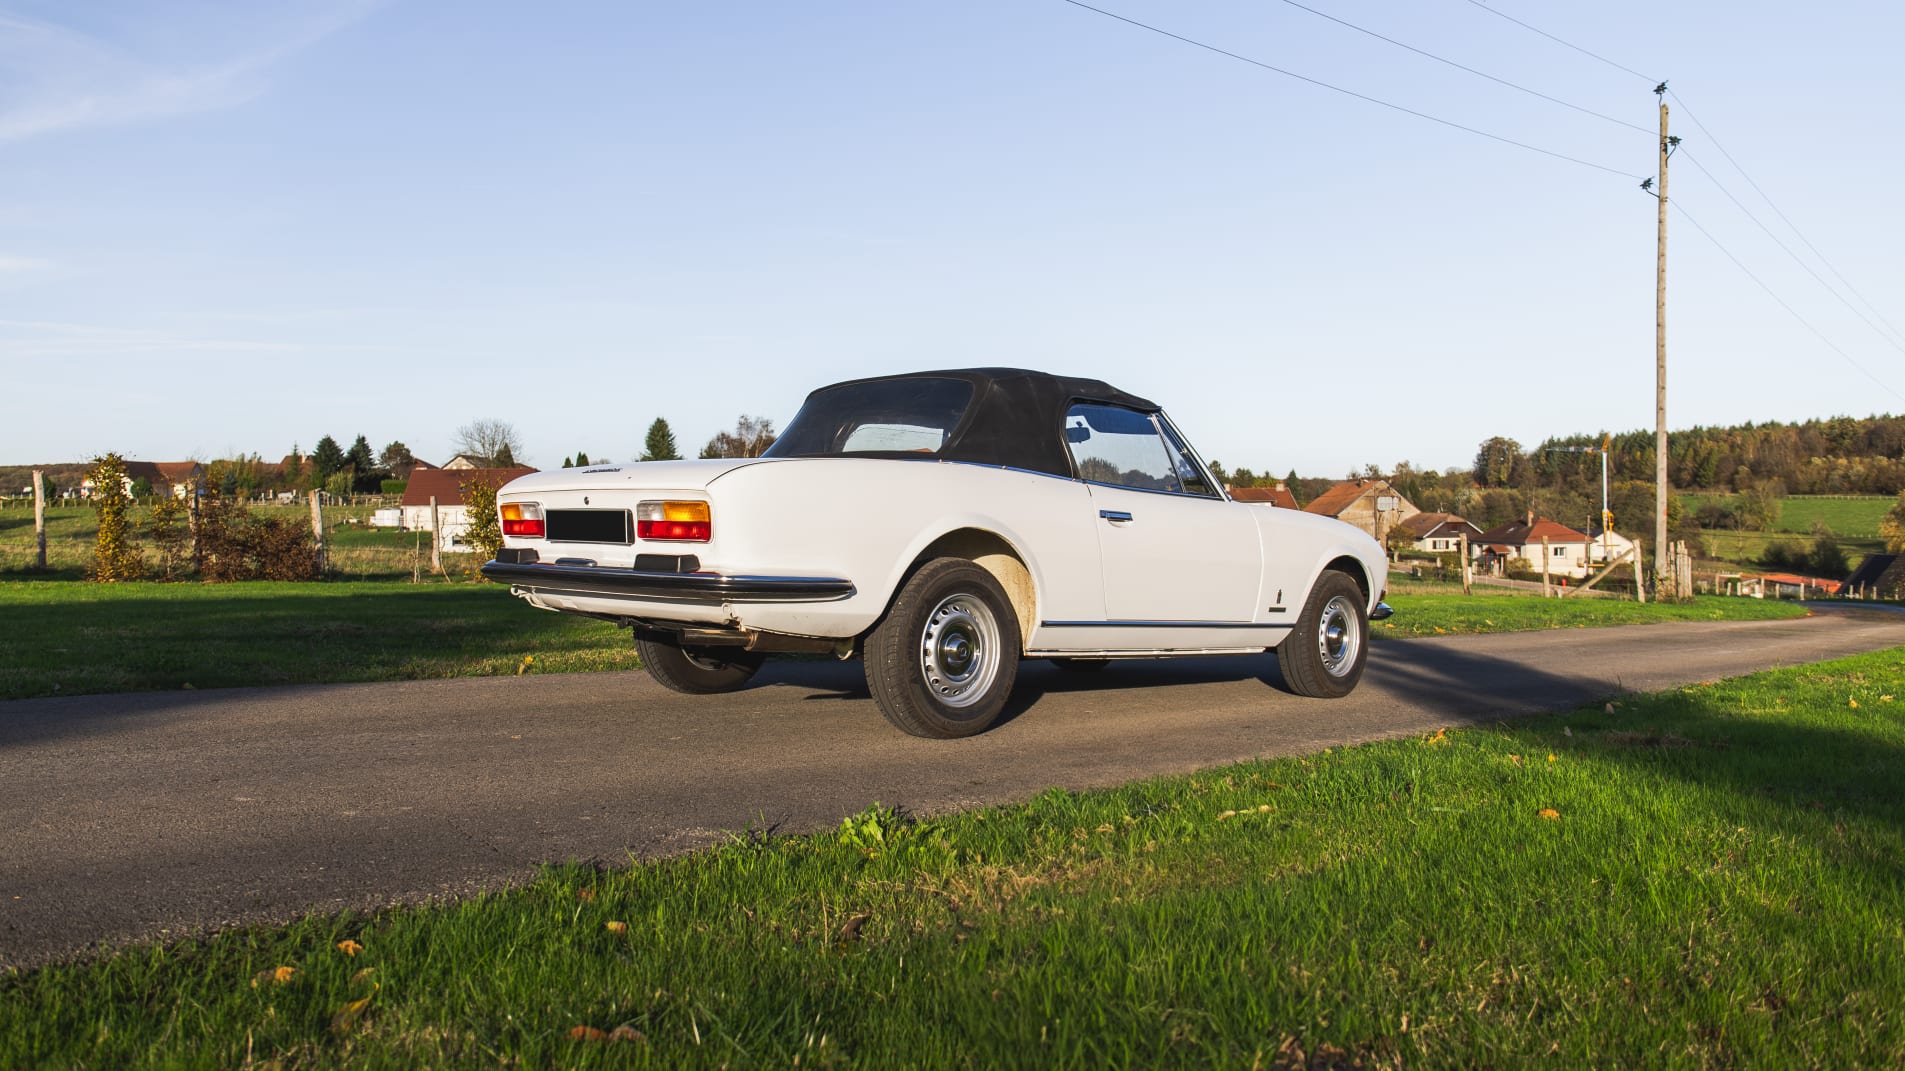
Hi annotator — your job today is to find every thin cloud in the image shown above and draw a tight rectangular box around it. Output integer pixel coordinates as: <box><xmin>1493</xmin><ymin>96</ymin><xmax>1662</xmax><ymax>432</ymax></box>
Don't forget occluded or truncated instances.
<box><xmin>0</xmin><ymin>254</ymin><xmax>51</xmax><ymax>273</ymax></box>
<box><xmin>0</xmin><ymin>3</ymin><xmax>376</xmax><ymax>144</ymax></box>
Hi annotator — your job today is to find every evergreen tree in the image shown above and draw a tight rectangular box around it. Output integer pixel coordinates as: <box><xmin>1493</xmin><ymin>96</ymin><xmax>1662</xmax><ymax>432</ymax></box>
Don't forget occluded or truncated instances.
<box><xmin>312</xmin><ymin>435</ymin><xmax>346</xmax><ymax>478</ymax></box>
<box><xmin>494</xmin><ymin>443</ymin><xmax>517</xmax><ymax>467</ymax></box>
<box><xmin>378</xmin><ymin>441</ymin><xmax>418</xmax><ymax>477</ymax></box>
<box><xmin>575</xmin><ymin>451</ymin><xmax>591</xmax><ymax>466</ymax></box>
<box><xmin>562</xmin><ymin>457</ymin><xmax>573</xmax><ymax>468</ymax></box>
<box><xmin>641</xmin><ymin>418</ymin><xmax>681</xmax><ymax>461</ymax></box>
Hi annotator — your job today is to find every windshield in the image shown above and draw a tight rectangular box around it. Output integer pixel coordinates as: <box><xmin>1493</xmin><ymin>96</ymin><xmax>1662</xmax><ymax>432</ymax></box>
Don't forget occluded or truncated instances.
<box><xmin>763</xmin><ymin>377</ymin><xmax>976</xmax><ymax>458</ymax></box>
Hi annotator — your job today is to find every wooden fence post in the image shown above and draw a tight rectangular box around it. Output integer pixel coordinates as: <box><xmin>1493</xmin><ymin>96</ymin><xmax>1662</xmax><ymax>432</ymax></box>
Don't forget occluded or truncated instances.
<box><xmin>309</xmin><ymin>492</ymin><xmax>326</xmax><ymax>574</ymax></box>
<box><xmin>1632</xmin><ymin>550</ymin><xmax>1647</xmax><ymax>603</ymax></box>
<box><xmin>1541</xmin><ymin>536</ymin><xmax>1552</xmax><ymax>597</ymax></box>
<box><xmin>429</xmin><ymin>496</ymin><xmax>443</xmax><ymax>575</ymax></box>
<box><xmin>1459</xmin><ymin>532</ymin><xmax>1471</xmax><ymax>595</ymax></box>
<box><xmin>32</xmin><ymin>469</ymin><xmax>46</xmax><ymax>570</ymax></box>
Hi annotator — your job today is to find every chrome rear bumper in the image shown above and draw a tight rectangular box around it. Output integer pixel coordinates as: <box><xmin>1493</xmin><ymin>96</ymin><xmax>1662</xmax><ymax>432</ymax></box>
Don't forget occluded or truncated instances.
<box><xmin>479</xmin><ymin>560</ymin><xmax>855</xmax><ymax>603</ymax></box>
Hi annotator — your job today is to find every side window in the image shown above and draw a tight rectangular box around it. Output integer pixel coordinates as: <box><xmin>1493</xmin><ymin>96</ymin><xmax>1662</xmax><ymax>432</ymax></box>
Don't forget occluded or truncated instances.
<box><xmin>1157</xmin><ymin>419</ymin><xmax>1218</xmax><ymax>498</ymax></box>
<box><xmin>1063</xmin><ymin>403</ymin><xmax>1180</xmax><ymax>493</ymax></box>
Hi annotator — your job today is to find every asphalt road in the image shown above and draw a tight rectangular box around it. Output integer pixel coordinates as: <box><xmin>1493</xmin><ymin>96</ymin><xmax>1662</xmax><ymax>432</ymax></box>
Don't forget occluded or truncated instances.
<box><xmin>4</xmin><ymin>606</ymin><xmax>1903</xmax><ymax>970</ymax></box>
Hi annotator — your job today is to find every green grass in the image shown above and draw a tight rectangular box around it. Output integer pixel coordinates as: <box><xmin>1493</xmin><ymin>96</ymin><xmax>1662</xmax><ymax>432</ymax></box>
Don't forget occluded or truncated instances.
<box><xmin>5</xmin><ymin>650</ymin><xmax>1902</xmax><ymax>1069</ymax></box>
<box><xmin>0</xmin><ymin>580</ymin><xmax>638</xmax><ymax>700</ymax></box>
<box><xmin>0</xmin><ymin>581</ymin><xmax>1816</xmax><ymax>702</ymax></box>
<box><xmin>0</xmin><ymin>503</ymin><xmax>409</xmax><ymax>579</ymax></box>
<box><xmin>1696</xmin><ymin>529</ymin><xmax>1886</xmax><ymax>572</ymax></box>
<box><xmin>1680</xmin><ymin>494</ymin><xmax>1895</xmax><ymax>538</ymax></box>
<box><xmin>1376</xmin><ymin>592</ymin><xmax>1808</xmax><ymax>637</ymax></box>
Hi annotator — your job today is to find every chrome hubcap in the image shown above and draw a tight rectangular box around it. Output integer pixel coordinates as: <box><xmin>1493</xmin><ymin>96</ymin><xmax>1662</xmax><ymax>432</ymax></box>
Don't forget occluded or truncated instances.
<box><xmin>1317</xmin><ymin>596</ymin><xmax>1361</xmax><ymax>678</ymax></box>
<box><xmin>919</xmin><ymin>594</ymin><xmax>1000</xmax><ymax>708</ymax></box>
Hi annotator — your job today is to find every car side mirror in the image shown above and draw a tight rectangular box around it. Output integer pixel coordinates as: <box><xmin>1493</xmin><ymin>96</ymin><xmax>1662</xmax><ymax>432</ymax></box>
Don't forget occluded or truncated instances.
<box><xmin>1065</xmin><ymin>424</ymin><xmax>1091</xmax><ymax>444</ymax></box>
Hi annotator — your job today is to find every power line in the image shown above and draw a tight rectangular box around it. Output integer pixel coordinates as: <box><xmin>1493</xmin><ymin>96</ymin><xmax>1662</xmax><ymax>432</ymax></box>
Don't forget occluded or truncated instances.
<box><xmin>1459</xmin><ymin>0</ymin><xmax>1656</xmax><ymax>83</ymax></box>
<box><xmin>1680</xmin><ymin>149</ymin><xmax>1905</xmax><ymax>356</ymax></box>
<box><xmin>1673</xmin><ymin>202</ymin><xmax>1905</xmax><ymax>404</ymax></box>
<box><xmin>1055</xmin><ymin>0</ymin><xmax>1644</xmax><ymax>179</ymax></box>
<box><xmin>1669</xmin><ymin>90</ymin><xmax>1905</xmax><ymax>349</ymax></box>
<box><xmin>1273</xmin><ymin>0</ymin><xmax>1655</xmax><ymax>136</ymax></box>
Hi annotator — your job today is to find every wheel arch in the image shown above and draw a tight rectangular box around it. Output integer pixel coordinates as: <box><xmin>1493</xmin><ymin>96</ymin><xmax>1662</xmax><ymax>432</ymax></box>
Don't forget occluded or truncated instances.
<box><xmin>904</xmin><ymin>527</ymin><xmax>1038</xmax><ymax>648</ymax></box>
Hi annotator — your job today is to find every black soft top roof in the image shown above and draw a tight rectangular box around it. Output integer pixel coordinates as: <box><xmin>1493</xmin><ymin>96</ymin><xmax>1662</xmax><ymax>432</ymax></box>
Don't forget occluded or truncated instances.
<box><xmin>771</xmin><ymin>367</ymin><xmax>1159</xmax><ymax>478</ymax></box>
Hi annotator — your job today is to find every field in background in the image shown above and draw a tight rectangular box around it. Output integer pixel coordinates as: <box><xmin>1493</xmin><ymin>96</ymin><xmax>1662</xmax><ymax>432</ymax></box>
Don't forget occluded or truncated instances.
<box><xmin>1680</xmin><ymin>493</ymin><xmax>1894</xmax><ymax>536</ymax></box>
<box><xmin>6</xmin><ymin>650</ymin><xmax>1900</xmax><ymax>1068</ymax></box>
<box><xmin>0</xmin><ymin>503</ymin><xmax>446</xmax><ymax>580</ymax></box>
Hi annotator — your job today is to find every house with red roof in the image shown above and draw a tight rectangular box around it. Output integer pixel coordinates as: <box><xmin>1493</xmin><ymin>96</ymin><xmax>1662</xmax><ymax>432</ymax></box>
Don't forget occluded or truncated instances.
<box><xmin>1227</xmin><ymin>482</ymin><xmax>1300</xmax><ymax>509</ymax></box>
<box><xmin>1396</xmin><ymin>512</ymin><xmax>1483</xmax><ymax>554</ymax></box>
<box><xmin>1472</xmin><ymin>513</ymin><xmax>1594</xmax><ymax>578</ymax></box>
<box><xmin>400</xmin><ymin>466</ymin><xmax>535</xmax><ymax>548</ymax></box>
<box><xmin>1301</xmin><ymin>478</ymin><xmax>1418</xmax><ymax>542</ymax></box>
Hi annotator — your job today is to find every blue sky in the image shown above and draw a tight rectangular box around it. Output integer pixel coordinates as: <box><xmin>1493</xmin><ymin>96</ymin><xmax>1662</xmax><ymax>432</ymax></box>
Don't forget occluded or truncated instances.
<box><xmin>3</xmin><ymin>0</ymin><xmax>1901</xmax><ymax>476</ymax></box>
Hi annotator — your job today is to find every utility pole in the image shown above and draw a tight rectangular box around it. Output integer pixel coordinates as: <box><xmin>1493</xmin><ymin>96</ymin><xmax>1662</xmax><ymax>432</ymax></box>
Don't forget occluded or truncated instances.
<box><xmin>1652</xmin><ymin>83</ymin><xmax>1673</xmax><ymax>598</ymax></box>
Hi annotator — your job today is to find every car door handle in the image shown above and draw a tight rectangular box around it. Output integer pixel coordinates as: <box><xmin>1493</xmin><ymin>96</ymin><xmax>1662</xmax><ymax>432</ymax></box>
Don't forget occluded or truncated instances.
<box><xmin>1098</xmin><ymin>510</ymin><xmax>1133</xmax><ymax>523</ymax></box>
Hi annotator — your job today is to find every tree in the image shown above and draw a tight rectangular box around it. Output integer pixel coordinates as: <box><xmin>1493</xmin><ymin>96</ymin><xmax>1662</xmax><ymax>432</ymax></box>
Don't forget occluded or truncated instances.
<box><xmin>574</xmin><ymin>451</ymin><xmax>591</xmax><ymax>466</ymax></box>
<box><xmin>311</xmin><ymin>435</ymin><xmax>346</xmax><ymax>479</ymax></box>
<box><xmin>1473</xmin><ymin>437</ymin><xmax>1523</xmax><ymax>489</ymax></box>
<box><xmin>1882</xmin><ymin>490</ymin><xmax>1905</xmax><ymax>553</ymax></box>
<box><xmin>1807</xmin><ymin>522</ymin><xmax>1848</xmax><ymax>578</ymax></box>
<box><xmin>455</xmin><ymin>419</ymin><xmax>525</xmax><ymax>467</ymax></box>
<box><xmin>561</xmin><ymin>456</ymin><xmax>573</xmax><ymax>468</ymax></box>
<box><xmin>85</xmin><ymin>453</ymin><xmax>144</xmax><ymax>582</ymax></box>
<box><xmin>1738</xmin><ymin>481</ymin><xmax>1783</xmax><ymax>532</ymax></box>
<box><xmin>146</xmin><ymin>494</ymin><xmax>189</xmax><ymax>580</ymax></box>
<box><xmin>699</xmin><ymin>415</ymin><xmax>777</xmax><ymax>459</ymax></box>
<box><xmin>379</xmin><ymin>441</ymin><xmax>419</xmax><ymax>478</ymax></box>
<box><xmin>641</xmin><ymin>418</ymin><xmax>681</xmax><ymax>461</ymax></box>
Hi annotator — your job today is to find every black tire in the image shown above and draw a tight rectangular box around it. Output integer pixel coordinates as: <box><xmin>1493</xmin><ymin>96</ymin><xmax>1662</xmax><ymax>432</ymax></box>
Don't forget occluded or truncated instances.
<box><xmin>1276</xmin><ymin>570</ymin><xmax>1368</xmax><ymax>698</ymax></box>
<box><xmin>636</xmin><ymin>637</ymin><xmax>765</xmax><ymax>695</ymax></box>
<box><xmin>864</xmin><ymin>558</ymin><xmax>1022</xmax><ymax>738</ymax></box>
<box><xmin>1051</xmin><ymin>658</ymin><xmax>1111</xmax><ymax>672</ymax></box>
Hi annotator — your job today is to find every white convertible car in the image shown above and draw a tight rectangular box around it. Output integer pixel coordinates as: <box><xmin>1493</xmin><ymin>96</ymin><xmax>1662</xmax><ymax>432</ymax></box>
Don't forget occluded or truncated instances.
<box><xmin>482</xmin><ymin>369</ymin><xmax>1391</xmax><ymax>738</ymax></box>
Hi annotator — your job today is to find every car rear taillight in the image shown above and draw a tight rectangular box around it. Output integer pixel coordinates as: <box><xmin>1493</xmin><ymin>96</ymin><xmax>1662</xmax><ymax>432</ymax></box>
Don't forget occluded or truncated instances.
<box><xmin>500</xmin><ymin>501</ymin><xmax>544</xmax><ymax>537</ymax></box>
<box><xmin>637</xmin><ymin>500</ymin><xmax>710</xmax><ymax>542</ymax></box>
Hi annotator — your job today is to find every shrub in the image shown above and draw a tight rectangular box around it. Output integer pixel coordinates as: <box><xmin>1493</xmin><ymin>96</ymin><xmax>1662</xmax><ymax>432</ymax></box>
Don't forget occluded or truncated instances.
<box><xmin>86</xmin><ymin>453</ymin><xmax>145</xmax><ymax>582</ymax></box>
<box><xmin>146</xmin><ymin>495</ymin><xmax>190</xmax><ymax>580</ymax></box>
<box><xmin>381</xmin><ymin>479</ymin><xmax>408</xmax><ymax>496</ymax></box>
<box><xmin>196</xmin><ymin>498</ymin><xmax>321</xmax><ymax>581</ymax></box>
<box><xmin>460</xmin><ymin>475</ymin><xmax>503</xmax><ymax>574</ymax></box>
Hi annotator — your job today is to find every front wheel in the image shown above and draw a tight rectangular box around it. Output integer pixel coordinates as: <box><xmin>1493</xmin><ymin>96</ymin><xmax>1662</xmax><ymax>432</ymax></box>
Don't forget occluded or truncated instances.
<box><xmin>636</xmin><ymin>638</ymin><xmax>765</xmax><ymax>695</ymax></box>
<box><xmin>1276</xmin><ymin>571</ymin><xmax>1368</xmax><ymax>698</ymax></box>
<box><xmin>864</xmin><ymin>558</ymin><xmax>1022</xmax><ymax>738</ymax></box>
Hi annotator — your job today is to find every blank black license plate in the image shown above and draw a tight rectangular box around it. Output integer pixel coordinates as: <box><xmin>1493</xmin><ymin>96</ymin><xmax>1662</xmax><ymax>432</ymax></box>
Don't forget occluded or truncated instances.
<box><xmin>545</xmin><ymin>509</ymin><xmax>632</xmax><ymax>544</ymax></box>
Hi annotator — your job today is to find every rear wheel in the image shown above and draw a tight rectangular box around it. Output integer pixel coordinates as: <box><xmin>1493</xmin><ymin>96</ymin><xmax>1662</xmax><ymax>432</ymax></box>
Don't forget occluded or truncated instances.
<box><xmin>636</xmin><ymin>638</ymin><xmax>765</xmax><ymax>695</ymax></box>
<box><xmin>1276</xmin><ymin>571</ymin><xmax>1368</xmax><ymax>698</ymax></box>
<box><xmin>865</xmin><ymin>558</ymin><xmax>1022</xmax><ymax>738</ymax></box>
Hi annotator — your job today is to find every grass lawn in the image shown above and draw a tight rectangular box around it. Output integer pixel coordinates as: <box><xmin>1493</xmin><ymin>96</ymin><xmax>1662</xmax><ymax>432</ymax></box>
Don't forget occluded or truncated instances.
<box><xmin>4</xmin><ymin>649</ymin><xmax>1901</xmax><ymax>1068</ymax></box>
<box><xmin>0</xmin><ymin>580</ymin><xmax>1815</xmax><ymax>702</ymax></box>
<box><xmin>1374</xmin><ymin>592</ymin><xmax>1807</xmax><ymax>638</ymax></box>
<box><xmin>0</xmin><ymin>580</ymin><xmax>639</xmax><ymax>701</ymax></box>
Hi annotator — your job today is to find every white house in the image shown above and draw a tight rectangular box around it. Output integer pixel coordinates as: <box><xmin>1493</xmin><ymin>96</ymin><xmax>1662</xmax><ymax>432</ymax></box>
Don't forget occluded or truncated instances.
<box><xmin>1473</xmin><ymin>513</ymin><xmax>1595</xmax><ymax>579</ymax></box>
<box><xmin>399</xmin><ymin>466</ymin><xmax>535</xmax><ymax>549</ymax></box>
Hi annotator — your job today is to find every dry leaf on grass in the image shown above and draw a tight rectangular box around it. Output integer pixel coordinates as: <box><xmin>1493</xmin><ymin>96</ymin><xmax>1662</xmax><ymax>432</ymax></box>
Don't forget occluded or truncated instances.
<box><xmin>251</xmin><ymin>966</ymin><xmax>296</xmax><ymax>988</ymax></box>
<box><xmin>1538</xmin><ymin>808</ymin><xmax>1560</xmax><ymax>820</ymax></box>
<box><xmin>838</xmin><ymin>913</ymin><xmax>870</xmax><ymax>942</ymax></box>
<box><xmin>604</xmin><ymin>921</ymin><xmax>627</xmax><ymax>934</ymax></box>
<box><xmin>330</xmin><ymin>996</ymin><xmax>372</xmax><ymax>1034</ymax></box>
<box><xmin>335</xmin><ymin>939</ymin><xmax>363</xmax><ymax>956</ymax></box>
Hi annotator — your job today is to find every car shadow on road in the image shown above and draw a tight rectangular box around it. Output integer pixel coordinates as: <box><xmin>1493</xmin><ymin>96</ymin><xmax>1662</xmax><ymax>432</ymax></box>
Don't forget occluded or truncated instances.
<box><xmin>751</xmin><ymin>639</ymin><xmax>1638</xmax><ymax>734</ymax></box>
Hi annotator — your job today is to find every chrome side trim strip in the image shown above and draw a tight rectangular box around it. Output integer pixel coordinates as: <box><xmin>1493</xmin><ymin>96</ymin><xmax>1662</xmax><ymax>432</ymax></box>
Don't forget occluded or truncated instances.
<box><xmin>1039</xmin><ymin>620</ymin><xmax>1293</xmax><ymax>630</ymax></box>
<box><xmin>481</xmin><ymin>560</ymin><xmax>855</xmax><ymax>603</ymax></box>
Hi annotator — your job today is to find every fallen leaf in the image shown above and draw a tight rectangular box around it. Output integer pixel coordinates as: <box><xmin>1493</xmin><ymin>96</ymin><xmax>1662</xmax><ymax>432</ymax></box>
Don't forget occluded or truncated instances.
<box><xmin>575</xmin><ymin>888</ymin><xmax>596</xmax><ymax>902</ymax></box>
<box><xmin>335</xmin><ymin>939</ymin><xmax>363</xmax><ymax>957</ymax></box>
<box><xmin>1538</xmin><ymin>808</ymin><xmax>1560</xmax><ymax>820</ymax></box>
<box><xmin>1604</xmin><ymin>703</ymin><xmax>1615</xmax><ymax>714</ymax></box>
<box><xmin>1216</xmin><ymin>810</ymin><xmax>1237</xmax><ymax>821</ymax></box>
<box><xmin>837</xmin><ymin>913</ymin><xmax>870</xmax><ymax>942</ymax></box>
<box><xmin>251</xmin><ymin>966</ymin><xmax>297</xmax><ymax>988</ymax></box>
<box><xmin>1547</xmin><ymin>754</ymin><xmax>1556</xmax><ymax>763</ymax></box>
<box><xmin>1848</xmin><ymin>699</ymin><xmax>1860</xmax><ymax>708</ymax></box>
<box><xmin>1882</xmin><ymin>695</ymin><xmax>1895</xmax><ymax>702</ymax></box>
<box><xmin>570</xmin><ymin>1026</ymin><xmax>610</xmax><ymax>1042</ymax></box>
<box><xmin>350</xmin><ymin>968</ymin><xmax>376</xmax><ymax>986</ymax></box>
<box><xmin>604</xmin><ymin>921</ymin><xmax>628</xmax><ymax>934</ymax></box>
<box><xmin>329</xmin><ymin>996</ymin><xmax>372</xmax><ymax>1034</ymax></box>
<box><xmin>609</xmin><ymin>1025</ymin><xmax>646</xmax><ymax>1043</ymax></box>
